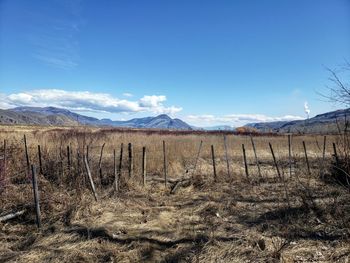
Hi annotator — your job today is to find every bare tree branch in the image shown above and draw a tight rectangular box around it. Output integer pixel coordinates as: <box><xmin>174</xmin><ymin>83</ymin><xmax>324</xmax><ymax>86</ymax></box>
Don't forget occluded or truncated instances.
<box><xmin>321</xmin><ymin>62</ymin><xmax>350</xmax><ymax>106</ymax></box>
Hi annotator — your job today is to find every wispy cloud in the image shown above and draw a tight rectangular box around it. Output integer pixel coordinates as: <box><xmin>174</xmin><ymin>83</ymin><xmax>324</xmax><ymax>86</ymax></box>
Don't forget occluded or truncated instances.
<box><xmin>186</xmin><ymin>114</ymin><xmax>304</xmax><ymax>127</ymax></box>
<box><xmin>27</xmin><ymin>0</ymin><xmax>84</xmax><ymax>69</ymax></box>
<box><xmin>0</xmin><ymin>89</ymin><xmax>182</xmax><ymax>115</ymax></box>
<box><xmin>123</xmin><ymin>93</ymin><xmax>133</xmax><ymax>97</ymax></box>
<box><xmin>32</xmin><ymin>54</ymin><xmax>78</xmax><ymax>70</ymax></box>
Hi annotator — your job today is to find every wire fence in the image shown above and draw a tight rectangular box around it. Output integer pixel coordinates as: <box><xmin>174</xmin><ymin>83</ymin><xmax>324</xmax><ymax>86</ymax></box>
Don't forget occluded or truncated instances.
<box><xmin>0</xmin><ymin>133</ymin><xmax>346</xmax><ymax>227</ymax></box>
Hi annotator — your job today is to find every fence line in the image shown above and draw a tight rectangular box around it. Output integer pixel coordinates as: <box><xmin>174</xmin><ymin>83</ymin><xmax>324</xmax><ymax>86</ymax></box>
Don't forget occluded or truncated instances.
<box><xmin>1</xmin><ymin>132</ymin><xmax>344</xmax><ymax>228</ymax></box>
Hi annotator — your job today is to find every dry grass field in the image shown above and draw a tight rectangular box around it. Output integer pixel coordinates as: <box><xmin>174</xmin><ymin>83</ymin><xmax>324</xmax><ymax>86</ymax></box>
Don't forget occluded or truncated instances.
<box><xmin>0</xmin><ymin>125</ymin><xmax>349</xmax><ymax>262</ymax></box>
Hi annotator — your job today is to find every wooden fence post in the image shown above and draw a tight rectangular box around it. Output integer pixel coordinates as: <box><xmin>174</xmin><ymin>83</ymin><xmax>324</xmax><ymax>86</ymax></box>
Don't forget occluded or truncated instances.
<box><xmin>163</xmin><ymin>141</ymin><xmax>167</xmax><ymax>187</ymax></box>
<box><xmin>288</xmin><ymin>135</ymin><xmax>292</xmax><ymax>177</ymax></box>
<box><xmin>70</xmin><ymin>143</ymin><xmax>73</xmax><ymax>162</ymax></box>
<box><xmin>242</xmin><ymin>144</ymin><xmax>249</xmax><ymax>177</ymax></box>
<box><xmin>190</xmin><ymin>140</ymin><xmax>203</xmax><ymax>175</ymax></box>
<box><xmin>67</xmin><ymin>145</ymin><xmax>71</xmax><ymax>178</ymax></box>
<box><xmin>302</xmin><ymin>141</ymin><xmax>311</xmax><ymax>175</ymax></box>
<box><xmin>98</xmin><ymin>143</ymin><xmax>105</xmax><ymax>185</ymax></box>
<box><xmin>269</xmin><ymin>142</ymin><xmax>281</xmax><ymax>179</ymax></box>
<box><xmin>77</xmin><ymin>148</ymin><xmax>83</xmax><ymax>188</ymax></box>
<box><xmin>113</xmin><ymin>149</ymin><xmax>118</xmax><ymax>192</ymax></box>
<box><xmin>83</xmin><ymin>154</ymin><xmax>98</xmax><ymax>201</ymax></box>
<box><xmin>211</xmin><ymin>145</ymin><xmax>217</xmax><ymax>181</ymax></box>
<box><xmin>333</xmin><ymin>142</ymin><xmax>339</xmax><ymax>167</ymax></box>
<box><xmin>86</xmin><ymin>145</ymin><xmax>90</xmax><ymax>164</ymax></box>
<box><xmin>223</xmin><ymin>135</ymin><xmax>230</xmax><ymax>177</ymax></box>
<box><xmin>38</xmin><ymin>145</ymin><xmax>43</xmax><ymax>174</ymax></box>
<box><xmin>321</xmin><ymin>136</ymin><xmax>327</xmax><ymax>178</ymax></box>
<box><xmin>24</xmin><ymin>135</ymin><xmax>30</xmax><ymax>177</ymax></box>
<box><xmin>128</xmin><ymin>143</ymin><xmax>133</xmax><ymax>178</ymax></box>
<box><xmin>119</xmin><ymin>143</ymin><xmax>124</xmax><ymax>182</ymax></box>
<box><xmin>250</xmin><ymin>135</ymin><xmax>261</xmax><ymax>177</ymax></box>
<box><xmin>3</xmin><ymin>139</ymin><xmax>6</xmax><ymax>180</ymax></box>
<box><xmin>59</xmin><ymin>145</ymin><xmax>64</xmax><ymax>184</ymax></box>
<box><xmin>31</xmin><ymin>165</ymin><xmax>41</xmax><ymax>228</ymax></box>
<box><xmin>142</xmin><ymin>146</ymin><xmax>146</xmax><ymax>186</ymax></box>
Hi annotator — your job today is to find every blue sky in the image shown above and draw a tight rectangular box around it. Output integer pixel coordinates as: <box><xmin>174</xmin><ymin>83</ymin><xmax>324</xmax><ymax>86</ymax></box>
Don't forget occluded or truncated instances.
<box><xmin>0</xmin><ymin>0</ymin><xmax>349</xmax><ymax>126</ymax></box>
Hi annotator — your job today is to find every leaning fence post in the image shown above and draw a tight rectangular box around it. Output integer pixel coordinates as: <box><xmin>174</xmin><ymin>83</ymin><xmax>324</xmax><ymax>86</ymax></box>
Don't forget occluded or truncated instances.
<box><xmin>242</xmin><ymin>144</ymin><xmax>249</xmax><ymax>177</ymax></box>
<box><xmin>38</xmin><ymin>145</ymin><xmax>43</xmax><ymax>174</ymax></box>
<box><xmin>86</xmin><ymin>145</ymin><xmax>90</xmax><ymax>164</ymax></box>
<box><xmin>24</xmin><ymin>135</ymin><xmax>30</xmax><ymax>177</ymax></box>
<box><xmin>288</xmin><ymin>134</ymin><xmax>292</xmax><ymax>177</ymax></box>
<box><xmin>211</xmin><ymin>145</ymin><xmax>217</xmax><ymax>181</ymax></box>
<box><xmin>223</xmin><ymin>135</ymin><xmax>230</xmax><ymax>177</ymax></box>
<box><xmin>269</xmin><ymin>142</ymin><xmax>281</xmax><ymax>179</ymax></box>
<box><xmin>31</xmin><ymin>165</ymin><xmax>41</xmax><ymax>228</ymax></box>
<box><xmin>128</xmin><ymin>143</ymin><xmax>133</xmax><ymax>178</ymax></box>
<box><xmin>142</xmin><ymin>146</ymin><xmax>147</xmax><ymax>186</ymax></box>
<box><xmin>302</xmin><ymin>141</ymin><xmax>311</xmax><ymax>175</ymax></box>
<box><xmin>98</xmin><ymin>143</ymin><xmax>105</xmax><ymax>185</ymax></box>
<box><xmin>321</xmin><ymin>136</ymin><xmax>327</xmax><ymax>178</ymax></box>
<box><xmin>163</xmin><ymin>141</ymin><xmax>167</xmax><ymax>187</ymax></box>
<box><xmin>83</xmin><ymin>154</ymin><xmax>98</xmax><ymax>201</ymax></box>
<box><xmin>250</xmin><ymin>135</ymin><xmax>261</xmax><ymax>177</ymax></box>
<box><xmin>190</xmin><ymin>140</ymin><xmax>203</xmax><ymax>175</ymax></box>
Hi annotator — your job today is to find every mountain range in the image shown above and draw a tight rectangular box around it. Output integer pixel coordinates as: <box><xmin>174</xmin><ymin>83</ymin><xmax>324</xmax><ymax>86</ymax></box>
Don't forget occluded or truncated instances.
<box><xmin>245</xmin><ymin>108</ymin><xmax>350</xmax><ymax>134</ymax></box>
<box><xmin>0</xmin><ymin>106</ymin><xmax>349</xmax><ymax>133</ymax></box>
<box><xmin>0</xmin><ymin>106</ymin><xmax>193</xmax><ymax>130</ymax></box>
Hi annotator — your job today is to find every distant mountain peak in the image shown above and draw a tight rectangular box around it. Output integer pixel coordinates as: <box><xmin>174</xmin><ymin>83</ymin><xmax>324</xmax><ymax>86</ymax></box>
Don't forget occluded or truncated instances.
<box><xmin>155</xmin><ymin>114</ymin><xmax>172</xmax><ymax>119</ymax></box>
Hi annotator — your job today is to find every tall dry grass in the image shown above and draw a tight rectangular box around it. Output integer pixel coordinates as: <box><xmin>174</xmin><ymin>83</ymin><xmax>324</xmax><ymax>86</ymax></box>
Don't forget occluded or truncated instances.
<box><xmin>0</xmin><ymin>125</ymin><xmax>349</xmax><ymax>262</ymax></box>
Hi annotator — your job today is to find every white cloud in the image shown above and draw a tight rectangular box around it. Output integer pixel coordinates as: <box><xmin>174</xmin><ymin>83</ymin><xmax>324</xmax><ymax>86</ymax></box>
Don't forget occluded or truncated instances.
<box><xmin>0</xmin><ymin>93</ymin><xmax>13</xmax><ymax>109</ymax></box>
<box><xmin>139</xmin><ymin>95</ymin><xmax>182</xmax><ymax>115</ymax></box>
<box><xmin>186</xmin><ymin>114</ymin><xmax>304</xmax><ymax>127</ymax></box>
<box><xmin>122</xmin><ymin>92</ymin><xmax>133</xmax><ymax>97</ymax></box>
<box><xmin>139</xmin><ymin>95</ymin><xmax>166</xmax><ymax>107</ymax></box>
<box><xmin>0</xmin><ymin>89</ymin><xmax>182</xmax><ymax>115</ymax></box>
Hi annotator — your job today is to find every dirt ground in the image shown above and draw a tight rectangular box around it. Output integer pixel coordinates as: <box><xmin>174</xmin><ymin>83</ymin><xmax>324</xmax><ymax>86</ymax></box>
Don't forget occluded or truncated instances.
<box><xmin>1</xmin><ymin>169</ymin><xmax>349</xmax><ymax>263</ymax></box>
